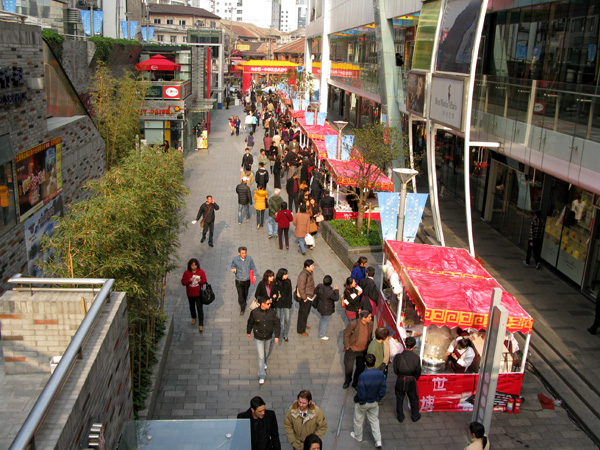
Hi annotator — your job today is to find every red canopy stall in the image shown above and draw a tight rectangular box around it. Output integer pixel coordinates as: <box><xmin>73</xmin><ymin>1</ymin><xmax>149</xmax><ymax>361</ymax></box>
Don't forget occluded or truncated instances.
<box><xmin>136</xmin><ymin>54</ymin><xmax>181</xmax><ymax>72</ymax></box>
<box><xmin>378</xmin><ymin>241</ymin><xmax>533</xmax><ymax>412</ymax></box>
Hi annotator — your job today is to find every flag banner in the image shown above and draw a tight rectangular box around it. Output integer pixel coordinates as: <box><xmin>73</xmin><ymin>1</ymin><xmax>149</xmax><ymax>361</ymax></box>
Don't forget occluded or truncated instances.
<box><xmin>301</xmin><ymin>99</ymin><xmax>308</xmax><ymax>110</ymax></box>
<box><xmin>292</xmin><ymin>99</ymin><xmax>300</xmax><ymax>110</ymax></box>
<box><xmin>324</xmin><ymin>135</ymin><xmax>337</xmax><ymax>160</ymax></box>
<box><xmin>341</xmin><ymin>135</ymin><xmax>354</xmax><ymax>161</ymax></box>
<box><xmin>305</xmin><ymin>111</ymin><xmax>314</xmax><ymax>125</ymax></box>
<box><xmin>93</xmin><ymin>11</ymin><xmax>103</xmax><ymax>35</ymax></box>
<box><xmin>80</xmin><ymin>10</ymin><xmax>92</xmax><ymax>36</ymax></box>
<box><xmin>129</xmin><ymin>21</ymin><xmax>138</xmax><ymax>39</ymax></box>
<box><xmin>377</xmin><ymin>192</ymin><xmax>399</xmax><ymax>241</ymax></box>
<box><xmin>4</xmin><ymin>0</ymin><xmax>17</xmax><ymax>13</ymax></box>
<box><xmin>141</xmin><ymin>27</ymin><xmax>147</xmax><ymax>42</ymax></box>
<box><xmin>148</xmin><ymin>27</ymin><xmax>155</xmax><ymax>41</ymax></box>
<box><xmin>120</xmin><ymin>20</ymin><xmax>128</xmax><ymax>39</ymax></box>
<box><xmin>317</xmin><ymin>112</ymin><xmax>327</xmax><ymax>126</ymax></box>
<box><xmin>403</xmin><ymin>193</ymin><xmax>429</xmax><ymax>241</ymax></box>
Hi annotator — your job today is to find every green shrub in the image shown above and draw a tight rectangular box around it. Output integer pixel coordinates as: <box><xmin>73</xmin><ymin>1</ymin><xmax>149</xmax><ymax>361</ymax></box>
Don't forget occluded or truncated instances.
<box><xmin>89</xmin><ymin>36</ymin><xmax>140</xmax><ymax>64</ymax></box>
<box><xmin>330</xmin><ymin>219</ymin><xmax>382</xmax><ymax>247</ymax></box>
<box><xmin>42</xmin><ymin>29</ymin><xmax>64</xmax><ymax>44</ymax></box>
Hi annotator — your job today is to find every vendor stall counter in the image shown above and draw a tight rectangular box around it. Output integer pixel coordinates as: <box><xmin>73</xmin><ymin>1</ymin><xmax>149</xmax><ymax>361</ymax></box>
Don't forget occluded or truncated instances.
<box><xmin>378</xmin><ymin>240</ymin><xmax>534</xmax><ymax>412</ymax></box>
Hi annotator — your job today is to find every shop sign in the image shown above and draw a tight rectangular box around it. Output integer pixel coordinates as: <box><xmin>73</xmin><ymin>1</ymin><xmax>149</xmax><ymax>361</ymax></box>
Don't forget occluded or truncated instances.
<box><xmin>139</xmin><ymin>104</ymin><xmax>184</xmax><ymax>119</ymax></box>
<box><xmin>0</xmin><ymin>66</ymin><xmax>27</xmax><ymax>106</ymax></box>
<box><xmin>15</xmin><ymin>137</ymin><xmax>63</xmax><ymax>222</ymax></box>
<box><xmin>164</xmin><ymin>85</ymin><xmax>181</xmax><ymax>99</ymax></box>
<box><xmin>237</xmin><ymin>44</ymin><xmax>250</xmax><ymax>51</ymax></box>
<box><xmin>248</xmin><ymin>66</ymin><xmax>291</xmax><ymax>74</ymax></box>
<box><xmin>146</xmin><ymin>85</ymin><xmax>163</xmax><ymax>98</ymax></box>
<box><xmin>533</xmin><ymin>101</ymin><xmax>545</xmax><ymax>114</ymax></box>
<box><xmin>430</xmin><ymin>75</ymin><xmax>466</xmax><ymax>131</ymax></box>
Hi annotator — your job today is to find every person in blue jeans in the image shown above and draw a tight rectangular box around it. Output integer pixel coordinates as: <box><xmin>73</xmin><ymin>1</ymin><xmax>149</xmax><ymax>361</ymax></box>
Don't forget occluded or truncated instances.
<box><xmin>236</xmin><ymin>178</ymin><xmax>252</xmax><ymax>224</ymax></box>
<box><xmin>313</xmin><ymin>275</ymin><xmax>339</xmax><ymax>340</ymax></box>
<box><xmin>231</xmin><ymin>247</ymin><xmax>258</xmax><ymax>315</ymax></box>
<box><xmin>273</xmin><ymin>268</ymin><xmax>293</xmax><ymax>342</ymax></box>
<box><xmin>247</xmin><ymin>296</ymin><xmax>280</xmax><ymax>385</ymax></box>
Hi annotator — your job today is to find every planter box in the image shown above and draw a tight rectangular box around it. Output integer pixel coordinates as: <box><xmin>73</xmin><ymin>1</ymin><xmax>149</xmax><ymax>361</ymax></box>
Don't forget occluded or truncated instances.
<box><xmin>320</xmin><ymin>221</ymin><xmax>383</xmax><ymax>270</ymax></box>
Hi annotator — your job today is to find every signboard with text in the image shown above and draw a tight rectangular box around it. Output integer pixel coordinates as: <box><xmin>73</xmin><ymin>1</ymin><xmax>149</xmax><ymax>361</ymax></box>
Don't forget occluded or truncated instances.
<box><xmin>429</xmin><ymin>75</ymin><xmax>466</xmax><ymax>131</ymax></box>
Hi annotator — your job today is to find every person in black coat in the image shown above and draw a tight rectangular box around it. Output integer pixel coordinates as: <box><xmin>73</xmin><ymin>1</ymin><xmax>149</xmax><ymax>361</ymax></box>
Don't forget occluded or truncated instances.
<box><xmin>314</xmin><ymin>275</ymin><xmax>339</xmax><ymax>340</ymax></box>
<box><xmin>237</xmin><ymin>396</ymin><xmax>282</xmax><ymax>450</ymax></box>
<box><xmin>286</xmin><ymin>173</ymin><xmax>300</xmax><ymax>213</ymax></box>
<box><xmin>310</xmin><ymin>169</ymin><xmax>324</xmax><ymax>203</ymax></box>
<box><xmin>242</xmin><ymin>148</ymin><xmax>254</xmax><ymax>171</ymax></box>
<box><xmin>273</xmin><ymin>268</ymin><xmax>293</xmax><ymax>341</ymax></box>
<box><xmin>255</xmin><ymin>270</ymin><xmax>278</xmax><ymax>303</ymax></box>
<box><xmin>358</xmin><ymin>266</ymin><xmax>381</xmax><ymax>316</ymax></box>
<box><xmin>273</xmin><ymin>158</ymin><xmax>282</xmax><ymax>189</ymax></box>
<box><xmin>319</xmin><ymin>190</ymin><xmax>335</xmax><ymax>220</ymax></box>
<box><xmin>247</xmin><ymin>297</ymin><xmax>280</xmax><ymax>383</ymax></box>
<box><xmin>393</xmin><ymin>337</ymin><xmax>422</xmax><ymax>423</ymax></box>
<box><xmin>236</xmin><ymin>180</ymin><xmax>252</xmax><ymax>224</ymax></box>
<box><xmin>194</xmin><ymin>195</ymin><xmax>220</xmax><ymax>247</ymax></box>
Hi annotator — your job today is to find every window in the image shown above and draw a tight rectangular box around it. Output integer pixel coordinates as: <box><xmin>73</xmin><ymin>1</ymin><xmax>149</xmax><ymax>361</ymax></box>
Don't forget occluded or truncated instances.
<box><xmin>153</xmin><ymin>18</ymin><xmax>161</xmax><ymax>24</ymax></box>
<box><xmin>170</xmin><ymin>36</ymin><xmax>177</xmax><ymax>43</ymax></box>
<box><xmin>237</xmin><ymin>9</ymin><xmax>242</xmax><ymax>14</ymax></box>
<box><xmin>179</xmin><ymin>20</ymin><xmax>186</xmax><ymax>26</ymax></box>
<box><xmin>167</xmin><ymin>19</ymin><xmax>174</xmax><ymax>25</ymax></box>
<box><xmin>157</xmin><ymin>35</ymin><xmax>164</xmax><ymax>42</ymax></box>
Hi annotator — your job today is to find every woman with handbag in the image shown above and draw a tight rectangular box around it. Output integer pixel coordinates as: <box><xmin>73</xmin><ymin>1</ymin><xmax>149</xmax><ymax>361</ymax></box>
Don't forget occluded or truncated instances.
<box><xmin>273</xmin><ymin>268</ymin><xmax>293</xmax><ymax>342</ymax></box>
<box><xmin>341</xmin><ymin>277</ymin><xmax>363</xmax><ymax>322</ymax></box>
<box><xmin>181</xmin><ymin>258</ymin><xmax>207</xmax><ymax>333</ymax></box>
<box><xmin>254</xmin><ymin>270</ymin><xmax>278</xmax><ymax>310</ymax></box>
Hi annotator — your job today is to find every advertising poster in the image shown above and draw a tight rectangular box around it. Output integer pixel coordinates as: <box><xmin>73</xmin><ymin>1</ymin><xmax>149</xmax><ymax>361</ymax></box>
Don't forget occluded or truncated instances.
<box><xmin>341</xmin><ymin>135</ymin><xmax>354</xmax><ymax>161</ymax></box>
<box><xmin>15</xmin><ymin>138</ymin><xmax>62</xmax><ymax>222</ymax></box>
<box><xmin>93</xmin><ymin>10</ymin><xmax>103</xmax><ymax>35</ymax></box>
<box><xmin>429</xmin><ymin>76</ymin><xmax>465</xmax><ymax>130</ymax></box>
<box><xmin>403</xmin><ymin>193</ymin><xmax>429</xmax><ymax>241</ymax></box>
<box><xmin>324</xmin><ymin>135</ymin><xmax>337</xmax><ymax>160</ymax></box>
<box><xmin>436</xmin><ymin>0</ymin><xmax>484</xmax><ymax>74</ymax></box>
<box><xmin>407</xmin><ymin>72</ymin><xmax>426</xmax><ymax>116</ymax></box>
<box><xmin>377</xmin><ymin>192</ymin><xmax>399</xmax><ymax>241</ymax></box>
<box><xmin>24</xmin><ymin>195</ymin><xmax>64</xmax><ymax>277</ymax></box>
<box><xmin>413</xmin><ymin>0</ymin><xmax>443</xmax><ymax>70</ymax></box>
<box><xmin>317</xmin><ymin>112</ymin><xmax>327</xmax><ymax>126</ymax></box>
<box><xmin>80</xmin><ymin>10</ymin><xmax>91</xmax><ymax>36</ymax></box>
<box><xmin>305</xmin><ymin>111</ymin><xmax>315</xmax><ymax>125</ymax></box>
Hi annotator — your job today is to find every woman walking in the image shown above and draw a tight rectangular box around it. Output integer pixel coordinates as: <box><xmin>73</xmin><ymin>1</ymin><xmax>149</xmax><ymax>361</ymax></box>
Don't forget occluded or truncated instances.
<box><xmin>255</xmin><ymin>269</ymin><xmax>278</xmax><ymax>304</ymax></box>
<box><xmin>181</xmin><ymin>258</ymin><xmax>207</xmax><ymax>333</ymax></box>
<box><xmin>275</xmin><ymin>201</ymin><xmax>294</xmax><ymax>250</ymax></box>
<box><xmin>235</xmin><ymin>116</ymin><xmax>241</xmax><ymax>136</ymax></box>
<box><xmin>342</xmin><ymin>277</ymin><xmax>362</xmax><ymax>321</ymax></box>
<box><xmin>293</xmin><ymin>204</ymin><xmax>311</xmax><ymax>255</ymax></box>
<box><xmin>350</xmin><ymin>256</ymin><xmax>368</xmax><ymax>286</ymax></box>
<box><xmin>254</xmin><ymin>185</ymin><xmax>269</xmax><ymax>229</ymax></box>
<box><xmin>273</xmin><ymin>268</ymin><xmax>293</xmax><ymax>341</ymax></box>
<box><xmin>229</xmin><ymin>115</ymin><xmax>235</xmax><ymax>136</ymax></box>
<box><xmin>314</xmin><ymin>275</ymin><xmax>339</xmax><ymax>340</ymax></box>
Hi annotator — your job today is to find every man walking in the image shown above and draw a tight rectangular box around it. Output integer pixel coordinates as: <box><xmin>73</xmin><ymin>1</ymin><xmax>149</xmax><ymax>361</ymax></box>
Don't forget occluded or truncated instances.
<box><xmin>296</xmin><ymin>259</ymin><xmax>315</xmax><ymax>336</ymax></box>
<box><xmin>393</xmin><ymin>336</ymin><xmax>422</xmax><ymax>423</ymax></box>
<box><xmin>267</xmin><ymin>188</ymin><xmax>283</xmax><ymax>239</ymax></box>
<box><xmin>247</xmin><ymin>297</ymin><xmax>280</xmax><ymax>385</ymax></box>
<box><xmin>284</xmin><ymin>390</ymin><xmax>327</xmax><ymax>450</ymax></box>
<box><xmin>286</xmin><ymin>172</ymin><xmax>300</xmax><ymax>213</ymax></box>
<box><xmin>193</xmin><ymin>195</ymin><xmax>220</xmax><ymax>247</ymax></box>
<box><xmin>231</xmin><ymin>246</ymin><xmax>258</xmax><ymax>315</ymax></box>
<box><xmin>237</xmin><ymin>396</ymin><xmax>281</xmax><ymax>450</ymax></box>
<box><xmin>255</xmin><ymin>162</ymin><xmax>270</xmax><ymax>190</ymax></box>
<box><xmin>236</xmin><ymin>178</ymin><xmax>252</xmax><ymax>224</ymax></box>
<box><xmin>351</xmin><ymin>354</ymin><xmax>386</xmax><ymax>448</ymax></box>
<box><xmin>343</xmin><ymin>310</ymin><xmax>374</xmax><ymax>389</ymax></box>
<box><xmin>524</xmin><ymin>211</ymin><xmax>545</xmax><ymax>269</ymax></box>
<box><xmin>242</xmin><ymin>147</ymin><xmax>254</xmax><ymax>171</ymax></box>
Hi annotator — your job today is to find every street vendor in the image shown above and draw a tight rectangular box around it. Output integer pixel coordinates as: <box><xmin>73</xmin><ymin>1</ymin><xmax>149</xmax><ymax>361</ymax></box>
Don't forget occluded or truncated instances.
<box><xmin>446</xmin><ymin>337</ymin><xmax>476</xmax><ymax>373</ymax></box>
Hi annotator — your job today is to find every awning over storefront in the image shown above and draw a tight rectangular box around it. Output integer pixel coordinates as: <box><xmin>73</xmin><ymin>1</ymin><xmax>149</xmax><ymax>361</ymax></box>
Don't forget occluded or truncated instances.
<box><xmin>384</xmin><ymin>241</ymin><xmax>534</xmax><ymax>334</ymax></box>
<box><xmin>324</xmin><ymin>158</ymin><xmax>394</xmax><ymax>192</ymax></box>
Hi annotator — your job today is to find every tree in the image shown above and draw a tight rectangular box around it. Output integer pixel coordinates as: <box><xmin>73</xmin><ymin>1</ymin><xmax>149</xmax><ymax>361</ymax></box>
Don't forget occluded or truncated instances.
<box><xmin>91</xmin><ymin>64</ymin><xmax>149</xmax><ymax>169</ymax></box>
<box><xmin>280</xmin><ymin>68</ymin><xmax>316</xmax><ymax>99</ymax></box>
<box><xmin>342</xmin><ymin>122</ymin><xmax>411</xmax><ymax>230</ymax></box>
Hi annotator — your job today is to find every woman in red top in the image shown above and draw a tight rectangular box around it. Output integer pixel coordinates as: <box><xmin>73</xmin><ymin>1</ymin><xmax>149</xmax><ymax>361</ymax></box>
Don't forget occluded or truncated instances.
<box><xmin>275</xmin><ymin>201</ymin><xmax>294</xmax><ymax>250</ymax></box>
<box><xmin>181</xmin><ymin>258</ymin><xmax>207</xmax><ymax>333</ymax></box>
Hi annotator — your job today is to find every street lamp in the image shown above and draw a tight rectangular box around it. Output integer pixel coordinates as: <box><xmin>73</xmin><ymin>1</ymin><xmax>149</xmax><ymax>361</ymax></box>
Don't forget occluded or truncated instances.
<box><xmin>309</xmin><ymin>101</ymin><xmax>320</xmax><ymax>124</ymax></box>
<box><xmin>330</xmin><ymin>120</ymin><xmax>347</xmax><ymax>160</ymax></box>
<box><xmin>393</xmin><ymin>168</ymin><xmax>419</xmax><ymax>241</ymax></box>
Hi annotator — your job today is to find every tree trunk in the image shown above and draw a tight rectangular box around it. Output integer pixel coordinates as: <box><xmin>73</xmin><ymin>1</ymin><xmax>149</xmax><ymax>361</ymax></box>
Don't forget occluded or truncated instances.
<box><xmin>356</xmin><ymin>203</ymin><xmax>365</xmax><ymax>230</ymax></box>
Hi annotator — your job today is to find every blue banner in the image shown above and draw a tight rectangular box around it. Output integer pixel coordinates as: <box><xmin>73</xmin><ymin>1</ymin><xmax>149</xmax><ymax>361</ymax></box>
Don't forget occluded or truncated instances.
<box><xmin>341</xmin><ymin>135</ymin><xmax>354</xmax><ymax>161</ymax></box>
<box><xmin>3</xmin><ymin>0</ymin><xmax>17</xmax><ymax>13</ymax></box>
<box><xmin>292</xmin><ymin>99</ymin><xmax>300</xmax><ymax>110</ymax></box>
<box><xmin>324</xmin><ymin>135</ymin><xmax>337</xmax><ymax>160</ymax></box>
<box><xmin>317</xmin><ymin>112</ymin><xmax>327</xmax><ymax>126</ymax></box>
<box><xmin>141</xmin><ymin>27</ymin><xmax>147</xmax><ymax>42</ymax></box>
<box><xmin>403</xmin><ymin>193</ymin><xmax>429</xmax><ymax>241</ymax></box>
<box><xmin>305</xmin><ymin>111</ymin><xmax>314</xmax><ymax>125</ymax></box>
<box><xmin>148</xmin><ymin>26</ymin><xmax>155</xmax><ymax>41</ymax></box>
<box><xmin>381</xmin><ymin>113</ymin><xmax>387</xmax><ymax>125</ymax></box>
<box><xmin>301</xmin><ymin>99</ymin><xmax>308</xmax><ymax>110</ymax></box>
<box><xmin>129</xmin><ymin>21</ymin><xmax>138</xmax><ymax>39</ymax></box>
<box><xmin>377</xmin><ymin>192</ymin><xmax>399</xmax><ymax>242</ymax></box>
<box><xmin>120</xmin><ymin>20</ymin><xmax>128</xmax><ymax>39</ymax></box>
<box><xmin>80</xmin><ymin>10</ymin><xmax>92</xmax><ymax>36</ymax></box>
<box><xmin>93</xmin><ymin>10</ymin><xmax>103</xmax><ymax>35</ymax></box>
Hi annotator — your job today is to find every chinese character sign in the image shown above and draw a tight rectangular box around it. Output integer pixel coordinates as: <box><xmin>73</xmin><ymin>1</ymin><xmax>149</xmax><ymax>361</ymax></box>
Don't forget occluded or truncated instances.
<box><xmin>377</xmin><ymin>192</ymin><xmax>399</xmax><ymax>241</ymax></box>
<box><xmin>403</xmin><ymin>193</ymin><xmax>428</xmax><ymax>241</ymax></box>
<box><xmin>324</xmin><ymin>135</ymin><xmax>337</xmax><ymax>160</ymax></box>
<box><xmin>305</xmin><ymin>111</ymin><xmax>314</xmax><ymax>125</ymax></box>
<box><xmin>341</xmin><ymin>135</ymin><xmax>354</xmax><ymax>161</ymax></box>
<box><xmin>317</xmin><ymin>112</ymin><xmax>327</xmax><ymax>126</ymax></box>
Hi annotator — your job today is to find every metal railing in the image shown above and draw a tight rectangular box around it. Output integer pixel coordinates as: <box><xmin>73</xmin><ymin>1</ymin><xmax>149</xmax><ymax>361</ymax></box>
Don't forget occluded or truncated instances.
<box><xmin>7</xmin><ymin>275</ymin><xmax>115</xmax><ymax>450</ymax></box>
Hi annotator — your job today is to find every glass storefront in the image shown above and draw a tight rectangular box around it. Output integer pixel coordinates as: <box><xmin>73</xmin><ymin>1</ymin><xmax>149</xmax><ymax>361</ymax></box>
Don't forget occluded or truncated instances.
<box><xmin>142</xmin><ymin>120</ymin><xmax>184</xmax><ymax>149</ymax></box>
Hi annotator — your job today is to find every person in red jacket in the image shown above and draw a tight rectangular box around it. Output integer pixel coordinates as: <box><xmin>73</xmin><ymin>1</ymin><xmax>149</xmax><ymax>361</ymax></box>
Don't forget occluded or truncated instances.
<box><xmin>275</xmin><ymin>201</ymin><xmax>294</xmax><ymax>250</ymax></box>
<box><xmin>181</xmin><ymin>258</ymin><xmax>207</xmax><ymax>333</ymax></box>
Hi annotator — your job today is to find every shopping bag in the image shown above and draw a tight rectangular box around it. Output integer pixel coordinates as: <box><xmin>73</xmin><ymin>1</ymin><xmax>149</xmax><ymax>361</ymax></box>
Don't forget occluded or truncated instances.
<box><xmin>200</xmin><ymin>283</ymin><xmax>216</xmax><ymax>305</ymax></box>
<box><xmin>304</xmin><ymin>233</ymin><xmax>315</xmax><ymax>247</ymax></box>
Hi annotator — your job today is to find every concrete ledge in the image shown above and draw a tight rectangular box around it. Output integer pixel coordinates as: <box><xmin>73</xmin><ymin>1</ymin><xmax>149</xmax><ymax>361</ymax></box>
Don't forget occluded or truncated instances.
<box><xmin>137</xmin><ymin>314</ymin><xmax>174</xmax><ymax>420</ymax></box>
<box><xmin>320</xmin><ymin>221</ymin><xmax>383</xmax><ymax>270</ymax></box>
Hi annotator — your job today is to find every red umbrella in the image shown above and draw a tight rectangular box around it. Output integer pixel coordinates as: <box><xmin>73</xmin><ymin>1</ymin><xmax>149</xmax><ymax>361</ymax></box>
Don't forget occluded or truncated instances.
<box><xmin>135</xmin><ymin>54</ymin><xmax>181</xmax><ymax>71</ymax></box>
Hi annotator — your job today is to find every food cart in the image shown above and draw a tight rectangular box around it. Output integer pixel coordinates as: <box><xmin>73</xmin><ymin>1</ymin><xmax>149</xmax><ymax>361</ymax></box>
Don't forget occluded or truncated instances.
<box><xmin>378</xmin><ymin>240</ymin><xmax>533</xmax><ymax>412</ymax></box>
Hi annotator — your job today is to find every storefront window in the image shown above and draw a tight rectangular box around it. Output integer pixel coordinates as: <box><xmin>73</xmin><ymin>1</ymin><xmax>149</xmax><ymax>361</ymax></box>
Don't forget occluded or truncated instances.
<box><xmin>0</xmin><ymin>135</ymin><xmax>17</xmax><ymax>235</ymax></box>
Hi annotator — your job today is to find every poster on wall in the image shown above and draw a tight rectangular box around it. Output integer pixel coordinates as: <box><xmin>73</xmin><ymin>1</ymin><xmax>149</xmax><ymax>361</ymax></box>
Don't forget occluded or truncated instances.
<box><xmin>436</xmin><ymin>0</ymin><xmax>484</xmax><ymax>74</ymax></box>
<box><xmin>24</xmin><ymin>195</ymin><xmax>64</xmax><ymax>278</ymax></box>
<box><xmin>412</xmin><ymin>0</ymin><xmax>443</xmax><ymax>70</ymax></box>
<box><xmin>407</xmin><ymin>72</ymin><xmax>426</xmax><ymax>116</ymax></box>
<box><xmin>429</xmin><ymin>75</ymin><xmax>466</xmax><ymax>131</ymax></box>
<box><xmin>15</xmin><ymin>138</ymin><xmax>62</xmax><ymax>223</ymax></box>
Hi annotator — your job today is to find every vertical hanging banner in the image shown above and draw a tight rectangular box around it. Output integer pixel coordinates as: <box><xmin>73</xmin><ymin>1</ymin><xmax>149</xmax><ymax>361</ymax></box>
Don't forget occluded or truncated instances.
<box><xmin>141</xmin><ymin>27</ymin><xmax>148</xmax><ymax>42</ymax></box>
<box><xmin>292</xmin><ymin>99</ymin><xmax>300</xmax><ymax>110</ymax></box>
<box><xmin>317</xmin><ymin>112</ymin><xmax>327</xmax><ymax>126</ymax></box>
<box><xmin>324</xmin><ymin>135</ymin><xmax>337</xmax><ymax>160</ymax></box>
<box><xmin>3</xmin><ymin>0</ymin><xmax>17</xmax><ymax>13</ymax></box>
<box><xmin>301</xmin><ymin>99</ymin><xmax>308</xmax><ymax>110</ymax></box>
<box><xmin>305</xmin><ymin>111</ymin><xmax>314</xmax><ymax>125</ymax></box>
<box><xmin>377</xmin><ymin>192</ymin><xmax>399</xmax><ymax>241</ymax></box>
<box><xmin>120</xmin><ymin>20</ymin><xmax>128</xmax><ymax>39</ymax></box>
<box><xmin>381</xmin><ymin>113</ymin><xmax>387</xmax><ymax>125</ymax></box>
<box><xmin>129</xmin><ymin>21</ymin><xmax>138</xmax><ymax>40</ymax></box>
<box><xmin>148</xmin><ymin>27</ymin><xmax>155</xmax><ymax>42</ymax></box>
<box><xmin>403</xmin><ymin>193</ymin><xmax>429</xmax><ymax>241</ymax></box>
<box><xmin>80</xmin><ymin>10</ymin><xmax>92</xmax><ymax>36</ymax></box>
<box><xmin>93</xmin><ymin>10</ymin><xmax>103</xmax><ymax>35</ymax></box>
<box><xmin>341</xmin><ymin>135</ymin><xmax>354</xmax><ymax>161</ymax></box>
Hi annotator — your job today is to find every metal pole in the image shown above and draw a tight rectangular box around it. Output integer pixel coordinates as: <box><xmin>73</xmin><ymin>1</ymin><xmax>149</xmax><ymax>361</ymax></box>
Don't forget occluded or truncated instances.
<box><xmin>396</xmin><ymin>181</ymin><xmax>407</xmax><ymax>241</ymax></box>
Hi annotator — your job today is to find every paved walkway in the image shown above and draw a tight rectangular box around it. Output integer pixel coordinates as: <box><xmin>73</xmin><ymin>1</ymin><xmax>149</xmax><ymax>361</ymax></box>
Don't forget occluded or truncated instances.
<box><xmin>153</xmin><ymin>104</ymin><xmax>598</xmax><ymax>449</ymax></box>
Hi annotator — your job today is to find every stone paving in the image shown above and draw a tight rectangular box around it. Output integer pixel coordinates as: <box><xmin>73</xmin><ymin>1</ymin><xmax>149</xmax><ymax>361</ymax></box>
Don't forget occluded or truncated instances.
<box><xmin>153</xmin><ymin>104</ymin><xmax>598</xmax><ymax>450</ymax></box>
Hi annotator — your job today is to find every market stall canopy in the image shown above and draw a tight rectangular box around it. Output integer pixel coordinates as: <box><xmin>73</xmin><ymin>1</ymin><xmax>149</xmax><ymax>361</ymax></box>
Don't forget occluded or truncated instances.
<box><xmin>136</xmin><ymin>55</ymin><xmax>181</xmax><ymax>71</ymax></box>
<box><xmin>384</xmin><ymin>241</ymin><xmax>534</xmax><ymax>334</ymax></box>
<box><xmin>297</xmin><ymin>117</ymin><xmax>337</xmax><ymax>140</ymax></box>
<box><xmin>238</xmin><ymin>59</ymin><xmax>300</xmax><ymax>68</ymax></box>
<box><xmin>312</xmin><ymin>139</ymin><xmax>327</xmax><ymax>159</ymax></box>
<box><xmin>288</xmin><ymin>109</ymin><xmax>305</xmax><ymax>118</ymax></box>
<box><xmin>324</xmin><ymin>158</ymin><xmax>394</xmax><ymax>192</ymax></box>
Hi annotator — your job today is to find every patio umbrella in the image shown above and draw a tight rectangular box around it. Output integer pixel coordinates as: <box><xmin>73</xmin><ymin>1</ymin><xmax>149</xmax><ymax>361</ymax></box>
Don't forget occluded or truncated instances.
<box><xmin>135</xmin><ymin>54</ymin><xmax>181</xmax><ymax>71</ymax></box>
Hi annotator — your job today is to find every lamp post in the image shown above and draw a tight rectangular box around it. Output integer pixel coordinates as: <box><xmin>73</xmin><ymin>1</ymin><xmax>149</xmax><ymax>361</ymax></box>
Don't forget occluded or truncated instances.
<box><xmin>309</xmin><ymin>101</ymin><xmax>320</xmax><ymax>124</ymax></box>
<box><xmin>331</xmin><ymin>120</ymin><xmax>347</xmax><ymax>160</ymax></box>
<box><xmin>393</xmin><ymin>168</ymin><xmax>419</xmax><ymax>241</ymax></box>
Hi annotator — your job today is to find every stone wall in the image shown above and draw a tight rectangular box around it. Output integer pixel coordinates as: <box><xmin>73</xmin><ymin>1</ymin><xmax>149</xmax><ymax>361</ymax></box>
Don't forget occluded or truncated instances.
<box><xmin>0</xmin><ymin>22</ymin><xmax>106</xmax><ymax>294</ymax></box>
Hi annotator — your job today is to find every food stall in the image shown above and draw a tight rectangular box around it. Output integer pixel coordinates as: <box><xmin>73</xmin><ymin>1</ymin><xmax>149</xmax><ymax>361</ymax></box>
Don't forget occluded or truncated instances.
<box><xmin>378</xmin><ymin>240</ymin><xmax>533</xmax><ymax>412</ymax></box>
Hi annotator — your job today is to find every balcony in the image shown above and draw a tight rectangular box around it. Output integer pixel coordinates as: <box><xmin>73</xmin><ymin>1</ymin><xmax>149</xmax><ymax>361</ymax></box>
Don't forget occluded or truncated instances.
<box><xmin>144</xmin><ymin>79</ymin><xmax>192</xmax><ymax>100</ymax></box>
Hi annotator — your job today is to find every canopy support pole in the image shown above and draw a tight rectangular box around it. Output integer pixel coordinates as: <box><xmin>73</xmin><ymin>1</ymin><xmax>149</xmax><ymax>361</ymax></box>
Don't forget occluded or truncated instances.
<box><xmin>419</xmin><ymin>325</ymin><xmax>427</xmax><ymax>362</ymax></box>
<box><xmin>520</xmin><ymin>332</ymin><xmax>531</xmax><ymax>373</ymax></box>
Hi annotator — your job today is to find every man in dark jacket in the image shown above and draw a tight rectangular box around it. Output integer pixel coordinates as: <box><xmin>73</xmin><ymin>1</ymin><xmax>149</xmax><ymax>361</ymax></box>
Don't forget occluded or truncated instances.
<box><xmin>343</xmin><ymin>310</ymin><xmax>374</xmax><ymax>389</ymax></box>
<box><xmin>393</xmin><ymin>336</ymin><xmax>422</xmax><ymax>423</ymax></box>
<box><xmin>286</xmin><ymin>173</ymin><xmax>300</xmax><ymax>213</ymax></box>
<box><xmin>236</xmin><ymin>179</ymin><xmax>252</xmax><ymax>224</ymax></box>
<box><xmin>359</xmin><ymin>267</ymin><xmax>381</xmax><ymax>317</ymax></box>
<box><xmin>314</xmin><ymin>275</ymin><xmax>339</xmax><ymax>340</ymax></box>
<box><xmin>296</xmin><ymin>259</ymin><xmax>315</xmax><ymax>336</ymax></box>
<box><xmin>247</xmin><ymin>296</ymin><xmax>280</xmax><ymax>384</ymax></box>
<box><xmin>242</xmin><ymin>147</ymin><xmax>254</xmax><ymax>171</ymax></box>
<box><xmin>256</xmin><ymin>162</ymin><xmax>270</xmax><ymax>189</ymax></box>
<box><xmin>267</xmin><ymin>188</ymin><xmax>284</xmax><ymax>239</ymax></box>
<box><xmin>237</xmin><ymin>396</ymin><xmax>281</xmax><ymax>450</ymax></box>
<box><xmin>194</xmin><ymin>195</ymin><xmax>220</xmax><ymax>247</ymax></box>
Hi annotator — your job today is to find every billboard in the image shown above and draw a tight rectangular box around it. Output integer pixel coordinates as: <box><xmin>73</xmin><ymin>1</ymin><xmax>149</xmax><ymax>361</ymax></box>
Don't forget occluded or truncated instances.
<box><xmin>24</xmin><ymin>195</ymin><xmax>64</xmax><ymax>277</ymax></box>
<box><xmin>412</xmin><ymin>0</ymin><xmax>443</xmax><ymax>70</ymax></box>
<box><xmin>407</xmin><ymin>72</ymin><xmax>427</xmax><ymax>116</ymax></box>
<box><xmin>429</xmin><ymin>75</ymin><xmax>466</xmax><ymax>131</ymax></box>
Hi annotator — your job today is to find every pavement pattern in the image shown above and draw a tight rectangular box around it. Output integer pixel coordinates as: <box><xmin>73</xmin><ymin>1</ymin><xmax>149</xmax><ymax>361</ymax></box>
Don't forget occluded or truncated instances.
<box><xmin>153</xmin><ymin>103</ymin><xmax>598</xmax><ymax>450</ymax></box>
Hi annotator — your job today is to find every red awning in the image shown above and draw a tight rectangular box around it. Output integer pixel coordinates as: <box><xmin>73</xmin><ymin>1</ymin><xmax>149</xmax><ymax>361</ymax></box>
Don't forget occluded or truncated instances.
<box><xmin>324</xmin><ymin>158</ymin><xmax>394</xmax><ymax>192</ymax></box>
<box><xmin>297</xmin><ymin>117</ymin><xmax>338</xmax><ymax>140</ymax></box>
<box><xmin>384</xmin><ymin>241</ymin><xmax>534</xmax><ymax>334</ymax></box>
<box><xmin>136</xmin><ymin>55</ymin><xmax>181</xmax><ymax>71</ymax></box>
